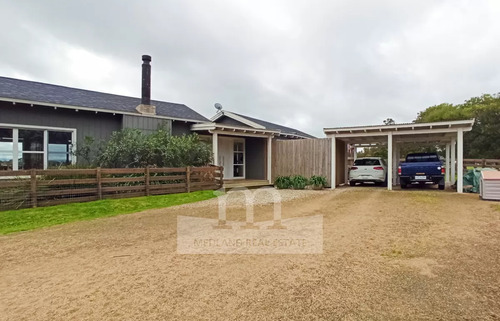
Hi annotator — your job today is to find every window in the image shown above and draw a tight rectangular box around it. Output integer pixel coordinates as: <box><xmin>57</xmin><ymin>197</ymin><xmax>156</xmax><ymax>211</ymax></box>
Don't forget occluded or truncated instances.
<box><xmin>0</xmin><ymin>125</ymin><xmax>76</xmax><ymax>170</ymax></box>
<box><xmin>406</xmin><ymin>154</ymin><xmax>440</xmax><ymax>162</ymax></box>
<box><xmin>48</xmin><ymin>131</ymin><xmax>73</xmax><ymax>167</ymax></box>
<box><xmin>0</xmin><ymin>128</ymin><xmax>14</xmax><ymax>170</ymax></box>
<box><xmin>354</xmin><ymin>158</ymin><xmax>381</xmax><ymax>166</ymax></box>
<box><xmin>19</xmin><ymin>129</ymin><xmax>44</xmax><ymax>169</ymax></box>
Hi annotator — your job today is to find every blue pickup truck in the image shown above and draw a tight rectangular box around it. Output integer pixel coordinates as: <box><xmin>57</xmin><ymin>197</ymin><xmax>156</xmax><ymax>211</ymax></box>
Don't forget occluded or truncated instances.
<box><xmin>398</xmin><ymin>153</ymin><xmax>445</xmax><ymax>190</ymax></box>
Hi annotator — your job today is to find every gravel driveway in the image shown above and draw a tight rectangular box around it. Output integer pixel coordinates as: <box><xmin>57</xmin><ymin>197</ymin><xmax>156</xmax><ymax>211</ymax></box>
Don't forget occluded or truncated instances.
<box><xmin>0</xmin><ymin>187</ymin><xmax>499</xmax><ymax>320</ymax></box>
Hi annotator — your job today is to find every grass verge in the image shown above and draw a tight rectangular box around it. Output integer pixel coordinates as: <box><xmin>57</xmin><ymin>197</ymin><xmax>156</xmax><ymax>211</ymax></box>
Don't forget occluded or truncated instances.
<box><xmin>0</xmin><ymin>190</ymin><xmax>218</xmax><ymax>235</ymax></box>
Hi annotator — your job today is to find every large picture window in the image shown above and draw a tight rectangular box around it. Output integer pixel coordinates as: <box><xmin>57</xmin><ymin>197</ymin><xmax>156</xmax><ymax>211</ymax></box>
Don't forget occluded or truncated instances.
<box><xmin>0</xmin><ymin>125</ymin><xmax>76</xmax><ymax>170</ymax></box>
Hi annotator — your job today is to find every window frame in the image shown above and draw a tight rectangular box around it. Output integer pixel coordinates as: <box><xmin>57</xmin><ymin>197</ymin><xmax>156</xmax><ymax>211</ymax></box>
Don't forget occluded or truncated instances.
<box><xmin>0</xmin><ymin>123</ymin><xmax>77</xmax><ymax>170</ymax></box>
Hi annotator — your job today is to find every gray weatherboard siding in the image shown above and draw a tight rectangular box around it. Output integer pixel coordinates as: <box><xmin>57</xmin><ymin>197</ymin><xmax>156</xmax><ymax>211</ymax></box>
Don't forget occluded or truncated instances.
<box><xmin>0</xmin><ymin>102</ymin><xmax>122</xmax><ymax>148</ymax></box>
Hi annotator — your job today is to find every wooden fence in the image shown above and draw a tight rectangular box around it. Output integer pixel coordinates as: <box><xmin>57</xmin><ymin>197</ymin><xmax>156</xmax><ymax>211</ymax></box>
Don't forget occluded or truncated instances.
<box><xmin>0</xmin><ymin>166</ymin><xmax>223</xmax><ymax>211</ymax></box>
<box><xmin>272</xmin><ymin>138</ymin><xmax>332</xmax><ymax>186</ymax></box>
<box><xmin>463</xmin><ymin>159</ymin><xmax>500</xmax><ymax>169</ymax></box>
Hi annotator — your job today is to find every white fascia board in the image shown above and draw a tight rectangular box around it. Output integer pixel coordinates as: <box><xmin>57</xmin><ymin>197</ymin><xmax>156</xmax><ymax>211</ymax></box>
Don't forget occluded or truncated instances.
<box><xmin>210</xmin><ymin>110</ymin><xmax>266</xmax><ymax>129</ymax></box>
<box><xmin>0</xmin><ymin>97</ymin><xmax>207</xmax><ymax>123</ymax></box>
<box><xmin>209</xmin><ymin>129</ymin><xmax>271</xmax><ymax>138</ymax></box>
<box><xmin>191</xmin><ymin>122</ymin><xmax>279</xmax><ymax>135</ymax></box>
<box><xmin>323</xmin><ymin>119</ymin><xmax>475</xmax><ymax>134</ymax></box>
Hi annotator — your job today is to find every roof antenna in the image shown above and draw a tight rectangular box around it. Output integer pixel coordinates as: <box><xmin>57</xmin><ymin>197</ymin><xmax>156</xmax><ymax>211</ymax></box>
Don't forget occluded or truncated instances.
<box><xmin>214</xmin><ymin>103</ymin><xmax>223</xmax><ymax>112</ymax></box>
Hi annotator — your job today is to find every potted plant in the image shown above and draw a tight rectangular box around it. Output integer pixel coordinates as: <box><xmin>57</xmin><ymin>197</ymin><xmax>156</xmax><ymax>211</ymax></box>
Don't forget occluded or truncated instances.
<box><xmin>274</xmin><ymin>176</ymin><xmax>292</xmax><ymax>189</ymax></box>
<box><xmin>309</xmin><ymin>175</ymin><xmax>327</xmax><ymax>190</ymax></box>
<box><xmin>291</xmin><ymin>175</ymin><xmax>308</xmax><ymax>190</ymax></box>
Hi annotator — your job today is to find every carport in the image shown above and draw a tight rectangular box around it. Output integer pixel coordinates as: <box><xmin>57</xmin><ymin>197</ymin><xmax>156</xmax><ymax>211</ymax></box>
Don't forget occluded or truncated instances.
<box><xmin>323</xmin><ymin>119</ymin><xmax>475</xmax><ymax>193</ymax></box>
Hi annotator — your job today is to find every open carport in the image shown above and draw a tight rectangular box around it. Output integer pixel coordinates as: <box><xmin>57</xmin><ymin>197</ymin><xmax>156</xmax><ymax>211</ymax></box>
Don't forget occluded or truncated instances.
<box><xmin>323</xmin><ymin>119</ymin><xmax>475</xmax><ymax>193</ymax></box>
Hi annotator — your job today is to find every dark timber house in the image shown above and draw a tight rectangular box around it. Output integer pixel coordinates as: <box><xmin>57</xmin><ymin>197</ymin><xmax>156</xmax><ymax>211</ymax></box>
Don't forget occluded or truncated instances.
<box><xmin>0</xmin><ymin>55</ymin><xmax>313</xmax><ymax>184</ymax></box>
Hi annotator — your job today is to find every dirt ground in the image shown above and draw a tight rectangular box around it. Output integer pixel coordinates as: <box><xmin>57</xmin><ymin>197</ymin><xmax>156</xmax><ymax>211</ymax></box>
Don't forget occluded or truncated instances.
<box><xmin>1</xmin><ymin>187</ymin><xmax>499</xmax><ymax>320</ymax></box>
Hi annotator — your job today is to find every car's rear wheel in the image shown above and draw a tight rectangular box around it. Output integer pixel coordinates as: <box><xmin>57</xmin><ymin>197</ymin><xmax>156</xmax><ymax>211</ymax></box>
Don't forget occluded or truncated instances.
<box><xmin>401</xmin><ymin>183</ymin><xmax>407</xmax><ymax>189</ymax></box>
<box><xmin>438</xmin><ymin>184</ymin><xmax>445</xmax><ymax>190</ymax></box>
<box><xmin>349</xmin><ymin>181</ymin><xmax>356</xmax><ymax>186</ymax></box>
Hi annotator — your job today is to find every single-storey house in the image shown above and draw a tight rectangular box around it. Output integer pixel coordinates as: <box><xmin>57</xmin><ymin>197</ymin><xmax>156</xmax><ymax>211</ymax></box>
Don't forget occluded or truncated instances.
<box><xmin>0</xmin><ymin>55</ymin><xmax>313</xmax><ymax>183</ymax></box>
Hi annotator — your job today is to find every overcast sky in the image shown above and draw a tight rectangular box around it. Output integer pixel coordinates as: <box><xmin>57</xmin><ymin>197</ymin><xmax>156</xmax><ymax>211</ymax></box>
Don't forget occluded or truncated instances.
<box><xmin>1</xmin><ymin>0</ymin><xmax>499</xmax><ymax>137</ymax></box>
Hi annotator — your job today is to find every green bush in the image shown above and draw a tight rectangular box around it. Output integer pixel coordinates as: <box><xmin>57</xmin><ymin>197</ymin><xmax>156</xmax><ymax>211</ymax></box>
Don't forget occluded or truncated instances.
<box><xmin>274</xmin><ymin>176</ymin><xmax>292</xmax><ymax>189</ymax></box>
<box><xmin>74</xmin><ymin>128</ymin><xmax>213</xmax><ymax>168</ymax></box>
<box><xmin>309</xmin><ymin>175</ymin><xmax>327</xmax><ymax>188</ymax></box>
<box><xmin>291</xmin><ymin>175</ymin><xmax>308</xmax><ymax>189</ymax></box>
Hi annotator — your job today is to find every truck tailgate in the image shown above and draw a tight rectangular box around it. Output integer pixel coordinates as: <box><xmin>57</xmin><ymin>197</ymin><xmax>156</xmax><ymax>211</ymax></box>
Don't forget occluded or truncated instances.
<box><xmin>401</xmin><ymin>162</ymin><xmax>442</xmax><ymax>176</ymax></box>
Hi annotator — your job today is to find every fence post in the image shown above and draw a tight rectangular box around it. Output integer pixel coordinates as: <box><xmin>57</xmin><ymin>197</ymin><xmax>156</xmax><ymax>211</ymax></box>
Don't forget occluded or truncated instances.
<box><xmin>30</xmin><ymin>168</ymin><xmax>37</xmax><ymax>208</ymax></box>
<box><xmin>145</xmin><ymin>166</ymin><xmax>150</xmax><ymax>196</ymax></box>
<box><xmin>96</xmin><ymin>167</ymin><xmax>102</xmax><ymax>200</ymax></box>
<box><xmin>186</xmin><ymin>166</ymin><xmax>191</xmax><ymax>193</ymax></box>
<box><xmin>219</xmin><ymin>166</ymin><xmax>224</xmax><ymax>188</ymax></box>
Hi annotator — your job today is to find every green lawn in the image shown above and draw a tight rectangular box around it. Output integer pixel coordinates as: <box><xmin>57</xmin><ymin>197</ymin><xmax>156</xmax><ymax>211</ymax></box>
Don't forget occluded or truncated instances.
<box><xmin>0</xmin><ymin>190</ymin><xmax>218</xmax><ymax>235</ymax></box>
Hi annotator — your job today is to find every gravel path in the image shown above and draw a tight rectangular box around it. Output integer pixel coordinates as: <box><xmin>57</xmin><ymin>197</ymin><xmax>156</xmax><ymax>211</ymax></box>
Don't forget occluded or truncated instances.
<box><xmin>0</xmin><ymin>187</ymin><xmax>499</xmax><ymax>320</ymax></box>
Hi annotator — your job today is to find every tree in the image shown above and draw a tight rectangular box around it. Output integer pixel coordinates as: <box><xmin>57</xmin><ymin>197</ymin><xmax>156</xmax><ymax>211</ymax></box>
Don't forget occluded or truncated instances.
<box><xmin>383</xmin><ymin>118</ymin><xmax>396</xmax><ymax>125</ymax></box>
<box><xmin>415</xmin><ymin>93</ymin><xmax>500</xmax><ymax>158</ymax></box>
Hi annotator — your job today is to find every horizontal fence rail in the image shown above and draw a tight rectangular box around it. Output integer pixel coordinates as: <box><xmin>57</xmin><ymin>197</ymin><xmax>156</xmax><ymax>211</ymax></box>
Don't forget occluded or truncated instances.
<box><xmin>463</xmin><ymin>159</ymin><xmax>500</xmax><ymax>169</ymax></box>
<box><xmin>0</xmin><ymin>166</ymin><xmax>223</xmax><ymax>210</ymax></box>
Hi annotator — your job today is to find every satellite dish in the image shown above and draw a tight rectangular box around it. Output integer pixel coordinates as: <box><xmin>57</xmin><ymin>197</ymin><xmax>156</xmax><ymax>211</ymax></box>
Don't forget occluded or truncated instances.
<box><xmin>214</xmin><ymin>103</ymin><xmax>223</xmax><ymax>111</ymax></box>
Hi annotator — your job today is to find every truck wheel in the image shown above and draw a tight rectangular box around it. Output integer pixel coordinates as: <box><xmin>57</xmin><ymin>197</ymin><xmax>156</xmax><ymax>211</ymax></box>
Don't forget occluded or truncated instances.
<box><xmin>349</xmin><ymin>181</ymin><xmax>356</xmax><ymax>187</ymax></box>
<box><xmin>401</xmin><ymin>183</ymin><xmax>407</xmax><ymax>189</ymax></box>
<box><xmin>438</xmin><ymin>184</ymin><xmax>445</xmax><ymax>190</ymax></box>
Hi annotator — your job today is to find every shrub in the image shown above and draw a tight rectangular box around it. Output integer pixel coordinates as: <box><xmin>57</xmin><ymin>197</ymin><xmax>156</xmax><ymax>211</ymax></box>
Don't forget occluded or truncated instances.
<box><xmin>274</xmin><ymin>176</ymin><xmax>292</xmax><ymax>189</ymax></box>
<box><xmin>74</xmin><ymin>128</ymin><xmax>212</xmax><ymax>168</ymax></box>
<box><xmin>290</xmin><ymin>175</ymin><xmax>308</xmax><ymax>189</ymax></box>
<box><xmin>309</xmin><ymin>175</ymin><xmax>327</xmax><ymax>188</ymax></box>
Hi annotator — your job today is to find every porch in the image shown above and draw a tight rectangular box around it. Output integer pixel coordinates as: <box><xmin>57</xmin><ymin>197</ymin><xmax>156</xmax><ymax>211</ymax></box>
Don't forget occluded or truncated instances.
<box><xmin>222</xmin><ymin>179</ymin><xmax>273</xmax><ymax>190</ymax></box>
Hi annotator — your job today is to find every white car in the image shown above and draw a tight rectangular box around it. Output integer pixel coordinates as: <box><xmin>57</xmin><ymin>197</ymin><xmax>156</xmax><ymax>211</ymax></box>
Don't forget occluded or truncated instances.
<box><xmin>349</xmin><ymin>157</ymin><xmax>388</xmax><ymax>186</ymax></box>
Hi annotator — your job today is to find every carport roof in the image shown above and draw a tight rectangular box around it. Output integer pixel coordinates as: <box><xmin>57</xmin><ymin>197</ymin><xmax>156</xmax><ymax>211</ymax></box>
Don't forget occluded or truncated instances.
<box><xmin>323</xmin><ymin>119</ymin><xmax>475</xmax><ymax>145</ymax></box>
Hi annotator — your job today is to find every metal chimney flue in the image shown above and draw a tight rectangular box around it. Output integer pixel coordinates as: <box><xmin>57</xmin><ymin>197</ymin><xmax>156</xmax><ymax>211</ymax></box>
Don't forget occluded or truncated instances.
<box><xmin>136</xmin><ymin>54</ymin><xmax>156</xmax><ymax>115</ymax></box>
<box><xmin>141</xmin><ymin>55</ymin><xmax>152</xmax><ymax>105</ymax></box>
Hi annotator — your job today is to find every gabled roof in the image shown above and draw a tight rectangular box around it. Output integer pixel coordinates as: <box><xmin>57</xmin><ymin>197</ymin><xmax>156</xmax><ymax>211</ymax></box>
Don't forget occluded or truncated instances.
<box><xmin>0</xmin><ymin>76</ymin><xmax>209</xmax><ymax>122</ymax></box>
<box><xmin>211</xmin><ymin>110</ymin><xmax>315</xmax><ymax>139</ymax></box>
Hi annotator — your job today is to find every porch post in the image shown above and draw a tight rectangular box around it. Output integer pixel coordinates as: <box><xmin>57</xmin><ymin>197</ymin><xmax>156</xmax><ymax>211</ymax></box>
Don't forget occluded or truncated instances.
<box><xmin>267</xmin><ymin>136</ymin><xmax>272</xmax><ymax>183</ymax></box>
<box><xmin>445</xmin><ymin>143</ymin><xmax>451</xmax><ymax>184</ymax></box>
<box><xmin>387</xmin><ymin>132</ymin><xmax>393</xmax><ymax>191</ymax></box>
<box><xmin>212</xmin><ymin>132</ymin><xmax>219</xmax><ymax>166</ymax></box>
<box><xmin>330</xmin><ymin>136</ymin><xmax>336</xmax><ymax>189</ymax></box>
<box><xmin>457</xmin><ymin>129</ymin><xmax>464</xmax><ymax>193</ymax></box>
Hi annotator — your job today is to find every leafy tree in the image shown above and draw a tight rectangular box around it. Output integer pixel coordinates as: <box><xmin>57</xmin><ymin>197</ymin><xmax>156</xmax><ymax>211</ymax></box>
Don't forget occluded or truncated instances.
<box><xmin>416</xmin><ymin>93</ymin><xmax>500</xmax><ymax>158</ymax></box>
<box><xmin>383</xmin><ymin>118</ymin><xmax>396</xmax><ymax>125</ymax></box>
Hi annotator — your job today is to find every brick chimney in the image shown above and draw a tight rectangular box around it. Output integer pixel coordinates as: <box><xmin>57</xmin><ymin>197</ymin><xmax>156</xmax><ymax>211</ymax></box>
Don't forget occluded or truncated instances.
<box><xmin>136</xmin><ymin>55</ymin><xmax>156</xmax><ymax>115</ymax></box>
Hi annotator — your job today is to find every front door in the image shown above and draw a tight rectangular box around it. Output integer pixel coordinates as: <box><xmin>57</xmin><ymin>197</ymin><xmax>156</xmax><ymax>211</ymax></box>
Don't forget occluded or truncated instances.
<box><xmin>218</xmin><ymin>137</ymin><xmax>245</xmax><ymax>179</ymax></box>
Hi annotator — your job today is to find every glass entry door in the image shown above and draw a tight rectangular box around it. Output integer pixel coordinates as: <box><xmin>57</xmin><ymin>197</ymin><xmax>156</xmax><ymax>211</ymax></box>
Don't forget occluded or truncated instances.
<box><xmin>233</xmin><ymin>141</ymin><xmax>245</xmax><ymax>178</ymax></box>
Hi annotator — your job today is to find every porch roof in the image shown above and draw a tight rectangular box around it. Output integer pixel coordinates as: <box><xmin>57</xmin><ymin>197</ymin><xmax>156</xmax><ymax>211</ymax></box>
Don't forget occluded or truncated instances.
<box><xmin>191</xmin><ymin>122</ymin><xmax>279</xmax><ymax>137</ymax></box>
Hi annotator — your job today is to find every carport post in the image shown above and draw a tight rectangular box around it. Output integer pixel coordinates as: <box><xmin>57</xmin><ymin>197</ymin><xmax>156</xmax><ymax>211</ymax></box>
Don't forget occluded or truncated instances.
<box><xmin>387</xmin><ymin>132</ymin><xmax>393</xmax><ymax>191</ymax></box>
<box><xmin>353</xmin><ymin>146</ymin><xmax>357</xmax><ymax>160</ymax></box>
<box><xmin>445</xmin><ymin>143</ymin><xmax>451</xmax><ymax>184</ymax></box>
<box><xmin>344</xmin><ymin>144</ymin><xmax>349</xmax><ymax>184</ymax></box>
<box><xmin>451</xmin><ymin>138</ymin><xmax>456</xmax><ymax>185</ymax></box>
<box><xmin>457</xmin><ymin>129</ymin><xmax>464</xmax><ymax>193</ymax></box>
<box><xmin>392</xmin><ymin>143</ymin><xmax>399</xmax><ymax>186</ymax></box>
<box><xmin>330</xmin><ymin>136</ymin><xmax>336</xmax><ymax>189</ymax></box>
